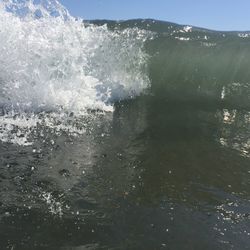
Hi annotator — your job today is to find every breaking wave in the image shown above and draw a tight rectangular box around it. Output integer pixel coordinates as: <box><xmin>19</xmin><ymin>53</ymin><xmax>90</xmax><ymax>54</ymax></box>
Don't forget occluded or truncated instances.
<box><xmin>0</xmin><ymin>0</ymin><xmax>150</xmax><ymax>145</ymax></box>
<box><xmin>1</xmin><ymin>1</ymin><xmax>250</xmax><ymax>146</ymax></box>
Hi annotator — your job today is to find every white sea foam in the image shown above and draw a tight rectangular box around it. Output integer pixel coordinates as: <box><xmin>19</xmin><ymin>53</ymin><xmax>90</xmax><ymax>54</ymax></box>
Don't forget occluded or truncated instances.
<box><xmin>40</xmin><ymin>191</ymin><xmax>65</xmax><ymax>217</ymax></box>
<box><xmin>0</xmin><ymin>111</ymin><xmax>89</xmax><ymax>145</ymax></box>
<box><xmin>0</xmin><ymin>0</ymin><xmax>150</xmax><ymax>145</ymax></box>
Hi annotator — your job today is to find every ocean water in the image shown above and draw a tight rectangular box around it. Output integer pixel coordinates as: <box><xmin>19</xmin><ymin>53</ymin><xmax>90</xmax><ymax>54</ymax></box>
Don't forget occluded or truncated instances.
<box><xmin>0</xmin><ymin>1</ymin><xmax>250</xmax><ymax>249</ymax></box>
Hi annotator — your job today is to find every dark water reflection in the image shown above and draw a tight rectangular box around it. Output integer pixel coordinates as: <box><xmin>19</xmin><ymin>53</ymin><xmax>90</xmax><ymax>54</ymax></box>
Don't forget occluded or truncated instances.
<box><xmin>0</xmin><ymin>96</ymin><xmax>250</xmax><ymax>249</ymax></box>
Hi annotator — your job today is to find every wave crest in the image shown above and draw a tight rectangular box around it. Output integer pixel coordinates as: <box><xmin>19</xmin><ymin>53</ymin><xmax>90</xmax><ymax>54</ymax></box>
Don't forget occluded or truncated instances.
<box><xmin>0</xmin><ymin>0</ymin><xmax>150</xmax><ymax>114</ymax></box>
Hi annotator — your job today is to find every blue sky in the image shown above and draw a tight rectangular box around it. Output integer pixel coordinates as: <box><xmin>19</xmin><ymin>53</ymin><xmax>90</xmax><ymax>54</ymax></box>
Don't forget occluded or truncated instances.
<box><xmin>60</xmin><ymin>0</ymin><xmax>250</xmax><ymax>31</ymax></box>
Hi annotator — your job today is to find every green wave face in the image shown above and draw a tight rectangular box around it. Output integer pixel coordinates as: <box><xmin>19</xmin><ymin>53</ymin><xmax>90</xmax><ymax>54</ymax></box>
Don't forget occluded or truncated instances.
<box><xmin>91</xmin><ymin>19</ymin><xmax>250</xmax><ymax>109</ymax></box>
